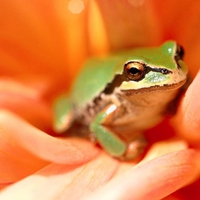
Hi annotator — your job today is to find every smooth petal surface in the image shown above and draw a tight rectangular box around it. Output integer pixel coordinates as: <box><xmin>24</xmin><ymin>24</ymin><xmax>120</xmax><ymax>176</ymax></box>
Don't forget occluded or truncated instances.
<box><xmin>0</xmin><ymin>78</ymin><xmax>52</xmax><ymax>130</ymax></box>
<box><xmin>0</xmin><ymin>110</ymin><xmax>99</xmax><ymax>164</ymax></box>
<box><xmin>0</xmin><ymin>153</ymin><xmax>118</xmax><ymax>200</ymax></box>
<box><xmin>0</xmin><ymin>0</ymin><xmax>90</xmax><ymax>96</ymax></box>
<box><xmin>1</xmin><ymin>141</ymin><xmax>199</xmax><ymax>200</ymax></box>
<box><xmin>95</xmin><ymin>0</ymin><xmax>162</xmax><ymax>50</ymax></box>
<box><xmin>86</xmin><ymin>150</ymin><xmax>200</xmax><ymax>200</ymax></box>
<box><xmin>174</xmin><ymin>71</ymin><xmax>200</xmax><ymax>145</ymax></box>
<box><xmin>0</xmin><ymin>111</ymin><xmax>99</xmax><ymax>189</ymax></box>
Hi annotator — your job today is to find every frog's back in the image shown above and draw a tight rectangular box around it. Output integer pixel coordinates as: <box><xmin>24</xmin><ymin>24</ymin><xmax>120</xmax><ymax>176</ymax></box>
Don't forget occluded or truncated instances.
<box><xmin>71</xmin><ymin>56</ymin><xmax>123</xmax><ymax>108</ymax></box>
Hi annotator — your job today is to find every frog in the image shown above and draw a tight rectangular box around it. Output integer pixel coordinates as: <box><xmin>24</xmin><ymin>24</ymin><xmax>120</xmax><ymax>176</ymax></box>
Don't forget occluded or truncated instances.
<box><xmin>53</xmin><ymin>40</ymin><xmax>188</xmax><ymax>159</ymax></box>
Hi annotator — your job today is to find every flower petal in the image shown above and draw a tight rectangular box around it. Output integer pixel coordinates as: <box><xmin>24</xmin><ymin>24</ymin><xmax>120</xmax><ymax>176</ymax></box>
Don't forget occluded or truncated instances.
<box><xmin>0</xmin><ymin>78</ymin><xmax>52</xmax><ymax>130</ymax></box>
<box><xmin>174</xmin><ymin>71</ymin><xmax>200</xmax><ymax>144</ymax></box>
<box><xmin>95</xmin><ymin>0</ymin><xmax>162</xmax><ymax>50</ymax></box>
<box><xmin>0</xmin><ymin>153</ymin><xmax>117</xmax><ymax>199</ymax></box>
<box><xmin>0</xmin><ymin>0</ymin><xmax>90</xmax><ymax>96</ymax></box>
<box><xmin>0</xmin><ymin>110</ymin><xmax>99</xmax><ymax>188</ymax></box>
<box><xmin>86</xmin><ymin>149</ymin><xmax>200</xmax><ymax>200</ymax></box>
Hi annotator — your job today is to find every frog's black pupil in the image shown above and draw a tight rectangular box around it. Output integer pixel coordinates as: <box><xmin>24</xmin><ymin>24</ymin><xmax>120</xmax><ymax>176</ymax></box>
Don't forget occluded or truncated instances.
<box><xmin>161</xmin><ymin>69</ymin><xmax>170</xmax><ymax>74</ymax></box>
<box><xmin>129</xmin><ymin>67</ymin><xmax>140</xmax><ymax>75</ymax></box>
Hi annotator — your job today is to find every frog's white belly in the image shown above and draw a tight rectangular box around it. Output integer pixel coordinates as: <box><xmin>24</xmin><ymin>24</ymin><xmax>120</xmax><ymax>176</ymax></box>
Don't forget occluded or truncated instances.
<box><xmin>109</xmin><ymin>88</ymin><xmax>179</xmax><ymax>131</ymax></box>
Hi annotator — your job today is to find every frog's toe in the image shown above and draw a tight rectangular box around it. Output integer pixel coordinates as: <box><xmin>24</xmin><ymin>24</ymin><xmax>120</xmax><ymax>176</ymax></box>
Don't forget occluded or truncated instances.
<box><xmin>123</xmin><ymin>138</ymin><xmax>147</xmax><ymax>160</ymax></box>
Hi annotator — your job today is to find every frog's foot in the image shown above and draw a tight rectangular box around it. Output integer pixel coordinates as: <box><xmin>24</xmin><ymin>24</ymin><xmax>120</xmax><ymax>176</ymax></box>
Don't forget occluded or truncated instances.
<box><xmin>90</xmin><ymin>104</ymin><xmax>127</xmax><ymax>158</ymax></box>
<box><xmin>123</xmin><ymin>138</ymin><xmax>147</xmax><ymax>160</ymax></box>
<box><xmin>90</xmin><ymin>104</ymin><xmax>147</xmax><ymax>159</ymax></box>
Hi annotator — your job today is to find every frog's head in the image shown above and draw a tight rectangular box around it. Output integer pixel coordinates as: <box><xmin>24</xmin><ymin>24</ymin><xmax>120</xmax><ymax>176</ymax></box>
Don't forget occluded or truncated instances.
<box><xmin>119</xmin><ymin>41</ymin><xmax>188</xmax><ymax>91</ymax></box>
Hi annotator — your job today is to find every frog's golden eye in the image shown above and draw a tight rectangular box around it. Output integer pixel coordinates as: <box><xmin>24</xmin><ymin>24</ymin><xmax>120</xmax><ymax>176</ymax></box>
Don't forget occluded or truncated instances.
<box><xmin>124</xmin><ymin>62</ymin><xmax>146</xmax><ymax>81</ymax></box>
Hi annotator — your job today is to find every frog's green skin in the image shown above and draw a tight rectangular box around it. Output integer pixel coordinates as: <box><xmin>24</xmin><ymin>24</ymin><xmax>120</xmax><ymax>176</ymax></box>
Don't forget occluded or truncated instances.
<box><xmin>54</xmin><ymin>41</ymin><xmax>188</xmax><ymax>159</ymax></box>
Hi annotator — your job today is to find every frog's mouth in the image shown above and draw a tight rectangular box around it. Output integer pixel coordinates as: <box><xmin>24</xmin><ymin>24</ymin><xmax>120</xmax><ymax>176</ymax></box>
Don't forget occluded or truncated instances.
<box><xmin>121</xmin><ymin>78</ymin><xmax>187</xmax><ymax>95</ymax></box>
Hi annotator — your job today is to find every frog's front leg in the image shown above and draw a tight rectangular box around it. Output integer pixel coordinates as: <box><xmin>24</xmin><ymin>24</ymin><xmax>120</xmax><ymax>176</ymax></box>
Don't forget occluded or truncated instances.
<box><xmin>90</xmin><ymin>104</ymin><xmax>127</xmax><ymax>157</ymax></box>
<box><xmin>90</xmin><ymin>104</ymin><xmax>146</xmax><ymax>159</ymax></box>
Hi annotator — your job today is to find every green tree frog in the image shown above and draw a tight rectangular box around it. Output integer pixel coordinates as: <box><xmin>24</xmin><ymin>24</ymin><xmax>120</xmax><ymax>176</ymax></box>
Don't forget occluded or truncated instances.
<box><xmin>53</xmin><ymin>41</ymin><xmax>188</xmax><ymax>159</ymax></box>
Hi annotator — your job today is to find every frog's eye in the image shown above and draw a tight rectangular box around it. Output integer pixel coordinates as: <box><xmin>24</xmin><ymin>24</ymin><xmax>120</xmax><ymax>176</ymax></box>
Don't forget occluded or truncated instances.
<box><xmin>176</xmin><ymin>44</ymin><xmax>184</xmax><ymax>59</ymax></box>
<box><xmin>124</xmin><ymin>62</ymin><xmax>145</xmax><ymax>81</ymax></box>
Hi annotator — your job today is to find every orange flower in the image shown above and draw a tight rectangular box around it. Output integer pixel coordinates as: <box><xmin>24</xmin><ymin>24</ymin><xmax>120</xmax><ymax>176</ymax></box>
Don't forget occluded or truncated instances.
<box><xmin>0</xmin><ymin>0</ymin><xmax>200</xmax><ymax>199</ymax></box>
